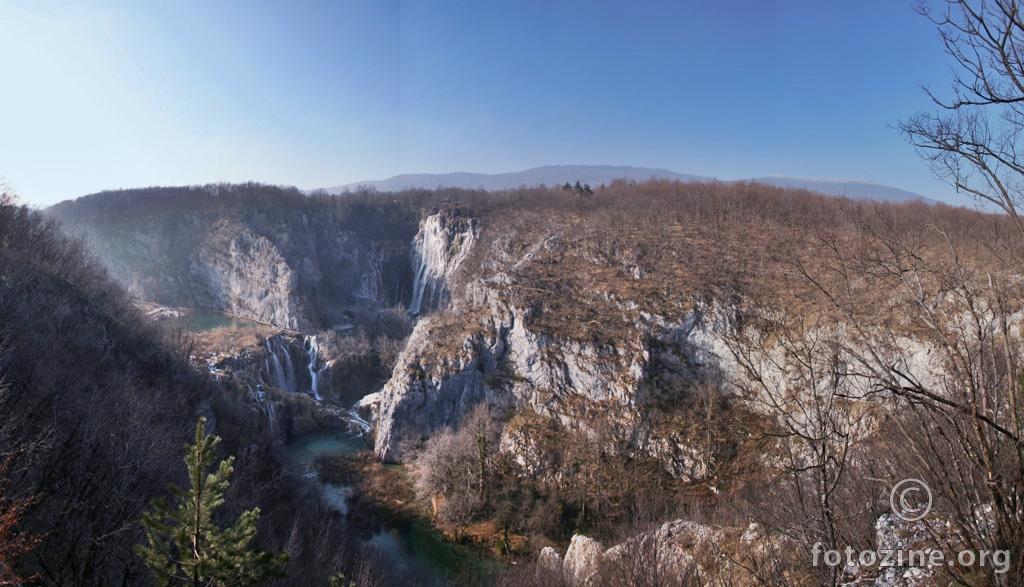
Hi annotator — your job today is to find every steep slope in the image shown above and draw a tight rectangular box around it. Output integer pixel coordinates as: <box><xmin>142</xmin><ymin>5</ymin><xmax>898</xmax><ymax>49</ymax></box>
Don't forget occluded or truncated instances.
<box><xmin>1</xmin><ymin>186</ymin><xmax>380</xmax><ymax>586</ymax></box>
<box><xmin>369</xmin><ymin>181</ymin><xmax>817</xmax><ymax>474</ymax></box>
<box><xmin>50</xmin><ymin>179</ymin><xmax>1011</xmax><ymax>585</ymax></box>
<box><xmin>0</xmin><ymin>188</ymin><xmax>208</xmax><ymax>584</ymax></box>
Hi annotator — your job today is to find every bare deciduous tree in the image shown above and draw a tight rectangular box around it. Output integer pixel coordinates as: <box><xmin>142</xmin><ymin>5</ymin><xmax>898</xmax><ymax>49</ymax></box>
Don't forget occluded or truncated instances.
<box><xmin>725</xmin><ymin>309</ymin><xmax>877</xmax><ymax>587</ymax></box>
<box><xmin>902</xmin><ymin>0</ymin><xmax>1024</xmax><ymax>232</ymax></box>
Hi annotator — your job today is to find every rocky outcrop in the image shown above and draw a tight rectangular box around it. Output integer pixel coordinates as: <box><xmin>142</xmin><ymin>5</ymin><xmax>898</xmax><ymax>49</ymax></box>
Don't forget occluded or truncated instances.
<box><xmin>536</xmin><ymin>520</ymin><xmax>785</xmax><ymax>586</ymax></box>
<box><xmin>372</xmin><ymin>258</ymin><xmax>734</xmax><ymax>476</ymax></box>
<box><xmin>563</xmin><ymin>534</ymin><xmax>606</xmax><ymax>585</ymax></box>
<box><xmin>374</xmin><ymin>315</ymin><xmax>496</xmax><ymax>461</ymax></box>
<box><xmin>372</xmin><ymin>233</ymin><xmax>944</xmax><ymax>481</ymax></box>
<box><xmin>181</xmin><ymin>224</ymin><xmax>414</xmax><ymax>331</ymax></box>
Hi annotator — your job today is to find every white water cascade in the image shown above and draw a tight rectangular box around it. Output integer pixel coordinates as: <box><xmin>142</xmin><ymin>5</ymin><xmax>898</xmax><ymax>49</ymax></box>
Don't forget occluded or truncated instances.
<box><xmin>264</xmin><ymin>334</ymin><xmax>330</xmax><ymax>399</ymax></box>
<box><xmin>264</xmin><ymin>335</ymin><xmax>298</xmax><ymax>393</ymax></box>
<box><xmin>346</xmin><ymin>407</ymin><xmax>373</xmax><ymax>436</ymax></box>
<box><xmin>249</xmin><ymin>384</ymin><xmax>279</xmax><ymax>439</ymax></box>
<box><xmin>266</xmin><ymin>401</ymin><xmax>277</xmax><ymax>437</ymax></box>
<box><xmin>304</xmin><ymin>335</ymin><xmax>328</xmax><ymax>400</ymax></box>
<box><xmin>256</xmin><ymin>333</ymin><xmax>383</xmax><ymax>447</ymax></box>
<box><xmin>408</xmin><ymin>213</ymin><xmax>477</xmax><ymax>315</ymax></box>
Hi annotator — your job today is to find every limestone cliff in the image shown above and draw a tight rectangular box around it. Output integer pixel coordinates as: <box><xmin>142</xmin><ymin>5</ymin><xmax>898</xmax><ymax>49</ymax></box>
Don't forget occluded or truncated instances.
<box><xmin>190</xmin><ymin>229</ymin><xmax>311</xmax><ymax>331</ymax></box>
<box><xmin>537</xmin><ymin>520</ymin><xmax>801</xmax><ymax>586</ymax></box>
<box><xmin>372</xmin><ymin>212</ymin><xmax>736</xmax><ymax>480</ymax></box>
<box><xmin>538</xmin><ymin>515</ymin><xmax>944</xmax><ymax>587</ymax></box>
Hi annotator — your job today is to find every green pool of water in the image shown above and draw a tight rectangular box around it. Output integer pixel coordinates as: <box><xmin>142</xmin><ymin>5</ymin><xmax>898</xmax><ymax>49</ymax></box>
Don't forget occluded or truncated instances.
<box><xmin>281</xmin><ymin>429</ymin><xmax>369</xmax><ymax>465</ymax></box>
<box><xmin>183</xmin><ymin>311</ymin><xmax>262</xmax><ymax>332</ymax></box>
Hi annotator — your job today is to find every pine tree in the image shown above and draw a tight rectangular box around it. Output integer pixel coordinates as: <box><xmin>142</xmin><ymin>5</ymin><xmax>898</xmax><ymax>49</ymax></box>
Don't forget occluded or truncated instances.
<box><xmin>135</xmin><ymin>418</ymin><xmax>287</xmax><ymax>586</ymax></box>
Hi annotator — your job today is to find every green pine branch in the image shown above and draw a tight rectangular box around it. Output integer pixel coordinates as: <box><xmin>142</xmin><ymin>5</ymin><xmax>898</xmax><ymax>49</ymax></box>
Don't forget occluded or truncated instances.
<box><xmin>135</xmin><ymin>418</ymin><xmax>287</xmax><ymax>586</ymax></box>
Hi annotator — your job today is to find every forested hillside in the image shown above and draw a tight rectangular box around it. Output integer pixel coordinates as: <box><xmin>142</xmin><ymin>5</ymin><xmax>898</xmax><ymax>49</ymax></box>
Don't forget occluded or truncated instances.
<box><xmin>0</xmin><ymin>183</ymin><xmax>379</xmax><ymax>586</ymax></box>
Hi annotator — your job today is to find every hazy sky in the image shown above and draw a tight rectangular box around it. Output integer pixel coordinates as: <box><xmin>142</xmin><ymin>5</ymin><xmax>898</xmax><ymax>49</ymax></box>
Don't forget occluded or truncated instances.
<box><xmin>0</xmin><ymin>0</ymin><xmax>972</xmax><ymax>208</ymax></box>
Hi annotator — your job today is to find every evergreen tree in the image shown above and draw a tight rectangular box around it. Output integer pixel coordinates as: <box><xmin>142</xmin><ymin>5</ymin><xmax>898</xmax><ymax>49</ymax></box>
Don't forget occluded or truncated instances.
<box><xmin>135</xmin><ymin>418</ymin><xmax>287</xmax><ymax>586</ymax></box>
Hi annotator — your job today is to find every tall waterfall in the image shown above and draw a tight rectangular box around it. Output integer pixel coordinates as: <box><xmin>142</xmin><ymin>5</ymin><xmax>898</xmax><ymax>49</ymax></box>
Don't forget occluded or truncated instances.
<box><xmin>304</xmin><ymin>335</ymin><xmax>327</xmax><ymax>401</ymax></box>
<box><xmin>408</xmin><ymin>213</ymin><xmax>477</xmax><ymax>315</ymax></box>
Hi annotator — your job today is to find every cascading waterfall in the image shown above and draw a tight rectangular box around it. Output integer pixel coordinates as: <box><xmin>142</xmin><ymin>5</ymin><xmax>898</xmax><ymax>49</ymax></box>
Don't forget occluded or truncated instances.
<box><xmin>304</xmin><ymin>335</ymin><xmax>327</xmax><ymax>401</ymax></box>
<box><xmin>346</xmin><ymin>408</ymin><xmax>372</xmax><ymax>436</ymax></box>
<box><xmin>265</xmin><ymin>345</ymin><xmax>287</xmax><ymax>392</ymax></box>
<box><xmin>266</xmin><ymin>401</ymin><xmax>277</xmax><ymax>438</ymax></box>
<box><xmin>282</xmin><ymin>342</ymin><xmax>296</xmax><ymax>390</ymax></box>
<box><xmin>255</xmin><ymin>333</ymin><xmax>379</xmax><ymax>444</ymax></box>
<box><xmin>408</xmin><ymin>250</ymin><xmax>432</xmax><ymax>315</ymax></box>
<box><xmin>249</xmin><ymin>383</ymin><xmax>278</xmax><ymax>438</ymax></box>
<box><xmin>265</xmin><ymin>335</ymin><xmax>298</xmax><ymax>393</ymax></box>
<box><xmin>265</xmin><ymin>333</ymin><xmax>328</xmax><ymax>399</ymax></box>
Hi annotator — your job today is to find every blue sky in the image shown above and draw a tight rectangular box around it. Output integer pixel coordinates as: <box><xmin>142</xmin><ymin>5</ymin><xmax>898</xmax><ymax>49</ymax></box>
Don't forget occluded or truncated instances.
<box><xmin>0</xmin><ymin>0</ymin><xmax>971</xmax><ymax>207</ymax></box>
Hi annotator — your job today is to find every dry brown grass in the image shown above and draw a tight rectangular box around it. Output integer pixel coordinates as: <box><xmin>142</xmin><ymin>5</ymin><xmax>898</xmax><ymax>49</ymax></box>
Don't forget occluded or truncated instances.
<box><xmin>191</xmin><ymin>325</ymin><xmax>278</xmax><ymax>356</ymax></box>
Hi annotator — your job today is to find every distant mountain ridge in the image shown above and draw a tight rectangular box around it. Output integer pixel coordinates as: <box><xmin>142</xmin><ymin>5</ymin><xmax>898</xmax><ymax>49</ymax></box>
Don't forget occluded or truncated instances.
<box><xmin>323</xmin><ymin>165</ymin><xmax>936</xmax><ymax>204</ymax></box>
<box><xmin>324</xmin><ymin>165</ymin><xmax>707</xmax><ymax>194</ymax></box>
<box><xmin>750</xmin><ymin>175</ymin><xmax>936</xmax><ymax>204</ymax></box>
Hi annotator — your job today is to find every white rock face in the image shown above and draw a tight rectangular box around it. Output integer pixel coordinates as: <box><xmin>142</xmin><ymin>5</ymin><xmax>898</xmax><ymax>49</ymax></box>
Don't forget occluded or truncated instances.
<box><xmin>374</xmin><ymin>315</ymin><xmax>496</xmax><ymax>461</ymax></box>
<box><xmin>373</xmin><ymin>213</ymin><xmax>955</xmax><ymax>480</ymax></box>
<box><xmin>374</xmin><ymin>266</ymin><xmax>734</xmax><ymax>476</ymax></box>
<box><xmin>537</xmin><ymin>546</ymin><xmax>565</xmax><ymax>576</ymax></box>
<box><xmin>190</xmin><ymin>231</ymin><xmax>313</xmax><ymax>331</ymax></box>
<box><xmin>544</xmin><ymin>515</ymin><xmax>963</xmax><ymax>586</ymax></box>
<box><xmin>547</xmin><ymin>521</ymin><xmax>717</xmax><ymax>586</ymax></box>
<box><xmin>867</xmin><ymin>514</ymin><xmax>942</xmax><ymax>587</ymax></box>
<box><xmin>563</xmin><ymin>535</ymin><xmax>605</xmax><ymax>586</ymax></box>
<box><xmin>54</xmin><ymin>189</ymin><xmax>420</xmax><ymax>332</ymax></box>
